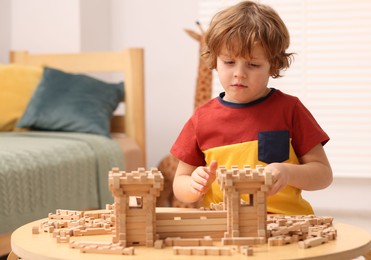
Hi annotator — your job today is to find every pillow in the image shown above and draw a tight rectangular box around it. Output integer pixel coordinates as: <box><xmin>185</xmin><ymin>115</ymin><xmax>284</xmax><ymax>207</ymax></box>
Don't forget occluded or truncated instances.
<box><xmin>16</xmin><ymin>67</ymin><xmax>124</xmax><ymax>137</ymax></box>
<box><xmin>0</xmin><ymin>64</ymin><xmax>43</xmax><ymax>131</ymax></box>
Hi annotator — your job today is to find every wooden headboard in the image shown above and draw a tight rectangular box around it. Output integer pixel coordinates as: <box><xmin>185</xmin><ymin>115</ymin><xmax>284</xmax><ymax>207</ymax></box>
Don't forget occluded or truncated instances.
<box><xmin>10</xmin><ymin>48</ymin><xmax>146</xmax><ymax>165</ymax></box>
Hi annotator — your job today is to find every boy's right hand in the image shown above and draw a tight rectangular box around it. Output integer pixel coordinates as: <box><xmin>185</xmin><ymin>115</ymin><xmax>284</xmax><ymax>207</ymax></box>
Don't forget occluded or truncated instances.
<box><xmin>190</xmin><ymin>160</ymin><xmax>218</xmax><ymax>196</ymax></box>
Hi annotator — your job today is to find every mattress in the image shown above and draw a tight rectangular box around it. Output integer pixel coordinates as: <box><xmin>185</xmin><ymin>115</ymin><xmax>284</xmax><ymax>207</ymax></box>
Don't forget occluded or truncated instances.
<box><xmin>0</xmin><ymin>131</ymin><xmax>125</xmax><ymax>233</ymax></box>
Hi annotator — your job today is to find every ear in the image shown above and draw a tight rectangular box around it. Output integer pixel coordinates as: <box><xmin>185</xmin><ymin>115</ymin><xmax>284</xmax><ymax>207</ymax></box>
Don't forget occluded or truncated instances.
<box><xmin>269</xmin><ymin>63</ymin><xmax>278</xmax><ymax>77</ymax></box>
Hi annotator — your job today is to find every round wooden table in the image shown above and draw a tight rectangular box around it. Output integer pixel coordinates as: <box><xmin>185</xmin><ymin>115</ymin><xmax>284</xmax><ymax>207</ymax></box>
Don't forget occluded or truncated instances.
<box><xmin>11</xmin><ymin>218</ymin><xmax>371</xmax><ymax>260</ymax></box>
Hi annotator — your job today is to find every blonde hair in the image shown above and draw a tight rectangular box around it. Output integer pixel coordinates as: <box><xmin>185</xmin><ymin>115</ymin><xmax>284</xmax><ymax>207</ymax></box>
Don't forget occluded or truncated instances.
<box><xmin>203</xmin><ymin>1</ymin><xmax>293</xmax><ymax>78</ymax></box>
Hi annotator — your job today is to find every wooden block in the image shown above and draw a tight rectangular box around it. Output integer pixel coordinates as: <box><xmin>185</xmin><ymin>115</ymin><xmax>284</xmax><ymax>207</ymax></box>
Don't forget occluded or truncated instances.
<box><xmin>112</xmin><ymin>174</ymin><xmax>121</xmax><ymax>190</ymax></box>
<box><xmin>80</xmin><ymin>244</ymin><xmax>134</xmax><ymax>255</ymax></box>
<box><xmin>222</xmin><ymin>237</ymin><xmax>264</xmax><ymax>246</ymax></box>
<box><xmin>173</xmin><ymin>246</ymin><xmax>192</xmax><ymax>255</ymax></box>
<box><xmin>32</xmin><ymin>226</ymin><xmax>39</xmax><ymax>234</ymax></box>
<box><xmin>264</xmin><ymin>170</ymin><xmax>272</xmax><ymax>185</ymax></box>
<box><xmin>257</xmin><ymin>229</ymin><xmax>266</xmax><ymax>238</ymax></box>
<box><xmin>219</xmin><ymin>247</ymin><xmax>232</xmax><ymax>256</ymax></box>
<box><xmin>154</xmin><ymin>240</ymin><xmax>164</xmax><ymax>249</ymax></box>
<box><xmin>200</xmin><ymin>236</ymin><xmax>213</xmax><ymax>246</ymax></box>
<box><xmin>298</xmin><ymin>237</ymin><xmax>328</xmax><ymax>249</ymax></box>
<box><xmin>206</xmin><ymin>247</ymin><xmax>222</xmax><ymax>256</ymax></box>
<box><xmin>56</xmin><ymin>235</ymin><xmax>70</xmax><ymax>243</ymax></box>
<box><xmin>240</xmin><ymin>245</ymin><xmax>253</xmax><ymax>256</ymax></box>
<box><xmin>173</xmin><ymin>238</ymin><xmax>200</xmax><ymax>246</ymax></box>
<box><xmin>192</xmin><ymin>247</ymin><xmax>206</xmax><ymax>255</ymax></box>
<box><xmin>164</xmin><ymin>237</ymin><xmax>181</xmax><ymax>246</ymax></box>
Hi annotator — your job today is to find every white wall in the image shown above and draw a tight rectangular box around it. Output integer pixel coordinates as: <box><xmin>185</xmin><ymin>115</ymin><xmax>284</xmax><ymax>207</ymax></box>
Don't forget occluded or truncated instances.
<box><xmin>110</xmin><ymin>0</ymin><xmax>200</xmax><ymax>169</ymax></box>
<box><xmin>10</xmin><ymin>0</ymin><xmax>81</xmax><ymax>53</ymax></box>
<box><xmin>0</xmin><ymin>0</ymin><xmax>11</xmax><ymax>63</ymax></box>
<box><xmin>80</xmin><ymin>0</ymin><xmax>111</xmax><ymax>52</ymax></box>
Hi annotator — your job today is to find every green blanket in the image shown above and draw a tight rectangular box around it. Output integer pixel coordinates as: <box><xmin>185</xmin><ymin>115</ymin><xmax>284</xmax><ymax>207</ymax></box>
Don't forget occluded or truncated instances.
<box><xmin>0</xmin><ymin>131</ymin><xmax>124</xmax><ymax>233</ymax></box>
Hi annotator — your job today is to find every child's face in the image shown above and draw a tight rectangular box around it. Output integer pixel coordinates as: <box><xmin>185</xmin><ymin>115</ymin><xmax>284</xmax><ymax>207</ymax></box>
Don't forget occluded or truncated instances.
<box><xmin>216</xmin><ymin>43</ymin><xmax>271</xmax><ymax>104</ymax></box>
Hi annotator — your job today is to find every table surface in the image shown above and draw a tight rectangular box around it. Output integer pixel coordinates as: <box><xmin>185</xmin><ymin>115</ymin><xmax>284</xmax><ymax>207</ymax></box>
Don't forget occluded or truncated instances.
<box><xmin>11</xmin><ymin>218</ymin><xmax>371</xmax><ymax>260</ymax></box>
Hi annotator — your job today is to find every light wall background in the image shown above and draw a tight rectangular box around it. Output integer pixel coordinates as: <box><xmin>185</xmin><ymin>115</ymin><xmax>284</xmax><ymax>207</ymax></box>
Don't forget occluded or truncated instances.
<box><xmin>0</xmin><ymin>0</ymin><xmax>370</xmax><ymax>232</ymax></box>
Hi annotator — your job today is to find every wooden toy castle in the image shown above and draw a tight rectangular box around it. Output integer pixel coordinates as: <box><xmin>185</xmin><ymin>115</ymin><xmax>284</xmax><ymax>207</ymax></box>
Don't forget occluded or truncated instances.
<box><xmin>35</xmin><ymin>166</ymin><xmax>337</xmax><ymax>256</ymax></box>
<box><xmin>108</xmin><ymin>165</ymin><xmax>272</xmax><ymax>247</ymax></box>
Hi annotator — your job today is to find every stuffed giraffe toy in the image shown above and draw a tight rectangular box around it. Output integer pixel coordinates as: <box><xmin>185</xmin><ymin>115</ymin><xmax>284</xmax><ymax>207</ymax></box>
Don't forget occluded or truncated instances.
<box><xmin>157</xmin><ymin>22</ymin><xmax>213</xmax><ymax>207</ymax></box>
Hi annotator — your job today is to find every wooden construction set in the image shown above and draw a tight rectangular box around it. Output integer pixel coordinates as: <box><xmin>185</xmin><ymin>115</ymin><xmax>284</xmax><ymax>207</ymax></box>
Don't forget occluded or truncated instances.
<box><xmin>32</xmin><ymin>166</ymin><xmax>337</xmax><ymax>256</ymax></box>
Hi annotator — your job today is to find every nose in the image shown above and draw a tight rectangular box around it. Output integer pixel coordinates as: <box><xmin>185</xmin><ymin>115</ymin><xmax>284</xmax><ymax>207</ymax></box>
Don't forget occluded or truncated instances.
<box><xmin>233</xmin><ymin>63</ymin><xmax>247</xmax><ymax>79</ymax></box>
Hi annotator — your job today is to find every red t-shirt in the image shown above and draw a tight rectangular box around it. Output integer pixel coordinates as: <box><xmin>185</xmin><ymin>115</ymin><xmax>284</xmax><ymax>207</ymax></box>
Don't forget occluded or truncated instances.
<box><xmin>171</xmin><ymin>89</ymin><xmax>329</xmax><ymax>214</ymax></box>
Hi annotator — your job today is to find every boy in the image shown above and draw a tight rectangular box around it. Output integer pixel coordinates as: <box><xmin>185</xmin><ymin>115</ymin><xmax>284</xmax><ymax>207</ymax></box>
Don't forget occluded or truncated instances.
<box><xmin>171</xmin><ymin>1</ymin><xmax>332</xmax><ymax>214</ymax></box>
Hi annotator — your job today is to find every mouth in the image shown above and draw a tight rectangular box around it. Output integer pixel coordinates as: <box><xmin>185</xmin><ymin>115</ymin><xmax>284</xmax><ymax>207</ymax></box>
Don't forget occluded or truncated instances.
<box><xmin>231</xmin><ymin>83</ymin><xmax>247</xmax><ymax>88</ymax></box>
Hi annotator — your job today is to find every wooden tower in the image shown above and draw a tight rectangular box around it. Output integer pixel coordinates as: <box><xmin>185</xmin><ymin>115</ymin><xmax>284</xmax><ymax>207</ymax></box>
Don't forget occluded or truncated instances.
<box><xmin>109</xmin><ymin>167</ymin><xmax>163</xmax><ymax>247</ymax></box>
<box><xmin>217</xmin><ymin>165</ymin><xmax>272</xmax><ymax>245</ymax></box>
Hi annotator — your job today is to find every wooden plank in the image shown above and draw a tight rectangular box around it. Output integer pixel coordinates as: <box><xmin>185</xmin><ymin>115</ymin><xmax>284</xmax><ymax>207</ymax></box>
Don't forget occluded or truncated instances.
<box><xmin>156</xmin><ymin>218</ymin><xmax>227</xmax><ymax>226</ymax></box>
<box><xmin>156</xmin><ymin>211</ymin><xmax>227</xmax><ymax>220</ymax></box>
<box><xmin>126</xmin><ymin>210</ymin><xmax>147</xmax><ymax>217</ymax></box>
<box><xmin>239</xmin><ymin>219</ymin><xmax>258</xmax><ymax>227</ymax></box>
<box><xmin>126</xmin><ymin>215</ymin><xmax>147</xmax><ymax>222</ymax></box>
<box><xmin>156</xmin><ymin>224</ymin><xmax>226</xmax><ymax>233</ymax></box>
<box><xmin>126</xmin><ymin>222</ymin><xmax>147</xmax><ymax>230</ymax></box>
<box><xmin>158</xmin><ymin>231</ymin><xmax>225</xmax><ymax>239</ymax></box>
<box><xmin>239</xmin><ymin>227</ymin><xmax>258</xmax><ymax>237</ymax></box>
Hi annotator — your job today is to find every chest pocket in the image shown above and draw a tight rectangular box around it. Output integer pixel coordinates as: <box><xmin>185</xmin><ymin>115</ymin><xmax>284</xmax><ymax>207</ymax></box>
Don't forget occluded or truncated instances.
<box><xmin>258</xmin><ymin>130</ymin><xmax>290</xmax><ymax>164</ymax></box>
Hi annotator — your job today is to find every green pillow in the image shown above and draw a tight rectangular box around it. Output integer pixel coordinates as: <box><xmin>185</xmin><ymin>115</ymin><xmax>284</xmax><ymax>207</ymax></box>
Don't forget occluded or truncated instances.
<box><xmin>17</xmin><ymin>67</ymin><xmax>124</xmax><ymax>137</ymax></box>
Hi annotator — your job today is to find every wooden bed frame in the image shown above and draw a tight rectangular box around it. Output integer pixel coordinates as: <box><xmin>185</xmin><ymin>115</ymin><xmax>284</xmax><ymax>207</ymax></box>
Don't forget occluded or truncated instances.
<box><xmin>0</xmin><ymin>48</ymin><xmax>146</xmax><ymax>257</ymax></box>
<box><xmin>9</xmin><ymin>48</ymin><xmax>145</xmax><ymax>164</ymax></box>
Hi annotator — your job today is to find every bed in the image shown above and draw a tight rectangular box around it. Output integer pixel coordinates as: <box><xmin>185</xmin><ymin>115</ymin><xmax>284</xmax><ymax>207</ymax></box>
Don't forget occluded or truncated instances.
<box><xmin>0</xmin><ymin>48</ymin><xmax>145</xmax><ymax>256</ymax></box>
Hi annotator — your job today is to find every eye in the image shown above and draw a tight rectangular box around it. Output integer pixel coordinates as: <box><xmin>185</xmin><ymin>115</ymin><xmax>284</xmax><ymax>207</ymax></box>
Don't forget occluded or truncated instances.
<box><xmin>224</xmin><ymin>60</ymin><xmax>235</xmax><ymax>65</ymax></box>
<box><xmin>248</xmin><ymin>63</ymin><xmax>260</xmax><ymax>68</ymax></box>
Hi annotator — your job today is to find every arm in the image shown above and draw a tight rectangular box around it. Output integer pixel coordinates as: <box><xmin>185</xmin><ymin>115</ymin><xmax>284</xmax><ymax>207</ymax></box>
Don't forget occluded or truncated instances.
<box><xmin>265</xmin><ymin>144</ymin><xmax>333</xmax><ymax>195</ymax></box>
<box><xmin>173</xmin><ymin>160</ymin><xmax>218</xmax><ymax>203</ymax></box>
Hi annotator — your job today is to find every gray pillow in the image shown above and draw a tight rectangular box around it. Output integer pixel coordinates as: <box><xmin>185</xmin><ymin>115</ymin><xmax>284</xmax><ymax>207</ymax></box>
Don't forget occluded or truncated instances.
<box><xmin>17</xmin><ymin>67</ymin><xmax>124</xmax><ymax>137</ymax></box>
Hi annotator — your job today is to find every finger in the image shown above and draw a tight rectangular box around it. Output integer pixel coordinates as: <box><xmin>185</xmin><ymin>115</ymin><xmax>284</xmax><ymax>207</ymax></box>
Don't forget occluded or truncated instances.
<box><xmin>269</xmin><ymin>185</ymin><xmax>278</xmax><ymax>195</ymax></box>
<box><xmin>190</xmin><ymin>179</ymin><xmax>204</xmax><ymax>194</ymax></box>
<box><xmin>192</xmin><ymin>171</ymin><xmax>210</xmax><ymax>187</ymax></box>
<box><xmin>191</xmin><ymin>179</ymin><xmax>210</xmax><ymax>195</ymax></box>
<box><xmin>204</xmin><ymin>160</ymin><xmax>218</xmax><ymax>178</ymax></box>
<box><xmin>268</xmin><ymin>185</ymin><xmax>278</xmax><ymax>195</ymax></box>
<box><xmin>193</xmin><ymin>171</ymin><xmax>208</xmax><ymax>185</ymax></box>
<box><xmin>269</xmin><ymin>181</ymin><xmax>284</xmax><ymax>195</ymax></box>
<box><xmin>208</xmin><ymin>160</ymin><xmax>218</xmax><ymax>175</ymax></box>
<box><xmin>190</xmin><ymin>186</ymin><xmax>202</xmax><ymax>196</ymax></box>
